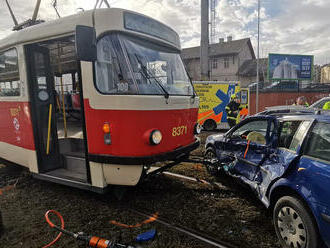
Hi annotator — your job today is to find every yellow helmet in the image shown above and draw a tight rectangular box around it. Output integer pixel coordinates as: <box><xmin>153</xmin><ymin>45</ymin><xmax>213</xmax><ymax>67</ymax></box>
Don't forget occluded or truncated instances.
<box><xmin>230</xmin><ymin>94</ymin><xmax>236</xmax><ymax>100</ymax></box>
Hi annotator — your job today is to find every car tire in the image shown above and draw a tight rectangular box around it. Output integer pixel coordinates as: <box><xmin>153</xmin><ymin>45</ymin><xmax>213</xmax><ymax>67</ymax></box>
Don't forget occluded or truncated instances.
<box><xmin>204</xmin><ymin>147</ymin><xmax>219</xmax><ymax>176</ymax></box>
<box><xmin>203</xmin><ymin>119</ymin><xmax>217</xmax><ymax>131</ymax></box>
<box><xmin>273</xmin><ymin>196</ymin><xmax>319</xmax><ymax>248</ymax></box>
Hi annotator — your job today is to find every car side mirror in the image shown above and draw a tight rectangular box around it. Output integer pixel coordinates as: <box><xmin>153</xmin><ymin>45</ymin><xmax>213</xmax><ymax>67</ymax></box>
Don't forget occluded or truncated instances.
<box><xmin>75</xmin><ymin>25</ymin><xmax>97</xmax><ymax>62</ymax></box>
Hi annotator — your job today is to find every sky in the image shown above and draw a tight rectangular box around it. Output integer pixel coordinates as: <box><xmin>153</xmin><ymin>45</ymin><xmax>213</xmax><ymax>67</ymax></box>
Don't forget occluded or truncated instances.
<box><xmin>1</xmin><ymin>0</ymin><xmax>330</xmax><ymax>65</ymax></box>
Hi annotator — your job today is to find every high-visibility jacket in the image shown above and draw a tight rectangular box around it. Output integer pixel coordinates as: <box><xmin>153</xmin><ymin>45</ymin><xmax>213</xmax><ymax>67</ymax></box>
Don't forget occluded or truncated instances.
<box><xmin>292</xmin><ymin>102</ymin><xmax>309</xmax><ymax>107</ymax></box>
<box><xmin>323</xmin><ymin>101</ymin><xmax>330</xmax><ymax>110</ymax></box>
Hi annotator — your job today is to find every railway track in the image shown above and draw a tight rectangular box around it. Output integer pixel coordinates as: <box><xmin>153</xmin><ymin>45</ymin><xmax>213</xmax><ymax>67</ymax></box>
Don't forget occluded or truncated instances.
<box><xmin>0</xmin><ymin>163</ymin><xmax>237</xmax><ymax>248</ymax></box>
<box><xmin>117</xmin><ymin>170</ymin><xmax>236</xmax><ymax>248</ymax></box>
<box><xmin>127</xmin><ymin>207</ymin><xmax>235</xmax><ymax>248</ymax></box>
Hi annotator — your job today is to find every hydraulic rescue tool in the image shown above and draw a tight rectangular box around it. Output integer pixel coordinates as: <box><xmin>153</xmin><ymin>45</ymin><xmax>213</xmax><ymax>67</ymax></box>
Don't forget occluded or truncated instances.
<box><xmin>43</xmin><ymin>210</ymin><xmax>156</xmax><ymax>248</ymax></box>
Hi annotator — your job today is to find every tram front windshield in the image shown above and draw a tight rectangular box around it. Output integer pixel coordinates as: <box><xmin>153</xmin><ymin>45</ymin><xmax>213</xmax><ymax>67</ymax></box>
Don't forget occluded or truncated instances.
<box><xmin>95</xmin><ymin>33</ymin><xmax>193</xmax><ymax>96</ymax></box>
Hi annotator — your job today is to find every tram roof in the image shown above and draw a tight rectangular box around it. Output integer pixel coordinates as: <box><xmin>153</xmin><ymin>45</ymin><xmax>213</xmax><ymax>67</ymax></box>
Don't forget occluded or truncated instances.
<box><xmin>0</xmin><ymin>8</ymin><xmax>181</xmax><ymax>52</ymax></box>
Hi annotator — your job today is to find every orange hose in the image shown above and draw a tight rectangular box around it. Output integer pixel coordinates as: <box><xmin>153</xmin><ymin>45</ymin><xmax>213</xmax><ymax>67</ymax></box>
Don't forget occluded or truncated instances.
<box><xmin>244</xmin><ymin>140</ymin><xmax>251</xmax><ymax>159</ymax></box>
<box><xmin>42</xmin><ymin>210</ymin><xmax>65</xmax><ymax>248</ymax></box>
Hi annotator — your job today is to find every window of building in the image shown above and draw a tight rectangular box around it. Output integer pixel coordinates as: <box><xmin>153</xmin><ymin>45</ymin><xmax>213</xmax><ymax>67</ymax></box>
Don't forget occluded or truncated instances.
<box><xmin>224</xmin><ymin>57</ymin><xmax>229</xmax><ymax>68</ymax></box>
<box><xmin>305</xmin><ymin>122</ymin><xmax>330</xmax><ymax>162</ymax></box>
<box><xmin>212</xmin><ymin>58</ymin><xmax>218</xmax><ymax>69</ymax></box>
<box><xmin>233</xmin><ymin>56</ymin><xmax>235</xmax><ymax>65</ymax></box>
<box><xmin>0</xmin><ymin>48</ymin><xmax>20</xmax><ymax>97</ymax></box>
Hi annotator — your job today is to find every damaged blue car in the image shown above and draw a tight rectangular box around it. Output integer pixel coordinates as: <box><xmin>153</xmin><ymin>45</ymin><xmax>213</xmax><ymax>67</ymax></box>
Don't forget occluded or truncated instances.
<box><xmin>204</xmin><ymin>113</ymin><xmax>330</xmax><ymax>248</ymax></box>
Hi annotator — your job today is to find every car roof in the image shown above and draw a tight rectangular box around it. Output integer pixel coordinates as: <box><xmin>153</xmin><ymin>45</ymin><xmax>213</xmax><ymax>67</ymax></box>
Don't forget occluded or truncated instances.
<box><xmin>255</xmin><ymin>113</ymin><xmax>330</xmax><ymax>123</ymax></box>
<box><xmin>309</xmin><ymin>96</ymin><xmax>330</xmax><ymax>108</ymax></box>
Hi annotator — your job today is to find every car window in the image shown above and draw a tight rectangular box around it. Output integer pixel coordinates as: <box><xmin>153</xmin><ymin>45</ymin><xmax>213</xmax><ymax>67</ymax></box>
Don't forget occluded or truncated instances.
<box><xmin>278</xmin><ymin>121</ymin><xmax>301</xmax><ymax>149</ymax></box>
<box><xmin>305</xmin><ymin>122</ymin><xmax>330</xmax><ymax>162</ymax></box>
<box><xmin>313</xmin><ymin>99</ymin><xmax>327</xmax><ymax>109</ymax></box>
<box><xmin>231</xmin><ymin>120</ymin><xmax>272</xmax><ymax>145</ymax></box>
<box><xmin>289</xmin><ymin>121</ymin><xmax>310</xmax><ymax>151</ymax></box>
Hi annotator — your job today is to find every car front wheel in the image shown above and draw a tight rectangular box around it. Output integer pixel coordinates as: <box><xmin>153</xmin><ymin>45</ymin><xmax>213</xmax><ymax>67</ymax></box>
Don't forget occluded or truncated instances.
<box><xmin>273</xmin><ymin>196</ymin><xmax>319</xmax><ymax>248</ymax></box>
<box><xmin>204</xmin><ymin>147</ymin><xmax>219</xmax><ymax>176</ymax></box>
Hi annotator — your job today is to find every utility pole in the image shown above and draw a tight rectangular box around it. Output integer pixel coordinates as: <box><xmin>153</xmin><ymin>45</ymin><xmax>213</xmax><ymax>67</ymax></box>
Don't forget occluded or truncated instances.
<box><xmin>256</xmin><ymin>0</ymin><xmax>260</xmax><ymax>113</ymax></box>
<box><xmin>200</xmin><ymin>0</ymin><xmax>209</xmax><ymax>80</ymax></box>
<box><xmin>210</xmin><ymin>0</ymin><xmax>216</xmax><ymax>44</ymax></box>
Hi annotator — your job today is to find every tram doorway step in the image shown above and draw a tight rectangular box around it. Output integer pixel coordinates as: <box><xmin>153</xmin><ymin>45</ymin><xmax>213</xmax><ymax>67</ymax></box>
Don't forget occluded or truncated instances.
<box><xmin>44</xmin><ymin>154</ymin><xmax>88</xmax><ymax>183</ymax></box>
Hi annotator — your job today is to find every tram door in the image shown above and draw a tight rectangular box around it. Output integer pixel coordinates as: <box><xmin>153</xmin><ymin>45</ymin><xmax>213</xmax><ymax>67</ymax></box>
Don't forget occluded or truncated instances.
<box><xmin>26</xmin><ymin>45</ymin><xmax>60</xmax><ymax>172</ymax></box>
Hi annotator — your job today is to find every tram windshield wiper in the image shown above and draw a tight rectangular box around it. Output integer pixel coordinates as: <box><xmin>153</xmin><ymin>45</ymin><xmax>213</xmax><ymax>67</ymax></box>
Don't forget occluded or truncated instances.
<box><xmin>134</xmin><ymin>54</ymin><xmax>169</xmax><ymax>99</ymax></box>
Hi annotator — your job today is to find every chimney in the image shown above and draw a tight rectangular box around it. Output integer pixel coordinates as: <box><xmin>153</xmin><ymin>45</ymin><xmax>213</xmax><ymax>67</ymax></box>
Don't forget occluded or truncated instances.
<box><xmin>227</xmin><ymin>36</ymin><xmax>233</xmax><ymax>42</ymax></box>
<box><xmin>219</xmin><ymin>38</ymin><xmax>224</xmax><ymax>43</ymax></box>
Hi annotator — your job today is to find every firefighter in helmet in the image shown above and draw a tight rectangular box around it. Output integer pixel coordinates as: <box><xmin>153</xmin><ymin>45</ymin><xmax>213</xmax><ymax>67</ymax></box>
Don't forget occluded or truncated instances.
<box><xmin>226</xmin><ymin>94</ymin><xmax>242</xmax><ymax>129</ymax></box>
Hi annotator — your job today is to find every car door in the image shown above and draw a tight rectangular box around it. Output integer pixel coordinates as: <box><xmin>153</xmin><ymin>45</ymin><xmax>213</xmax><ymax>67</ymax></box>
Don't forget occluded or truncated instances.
<box><xmin>295</xmin><ymin>121</ymin><xmax>330</xmax><ymax>244</ymax></box>
<box><xmin>298</xmin><ymin>121</ymin><xmax>330</xmax><ymax>209</ymax></box>
<box><xmin>216</xmin><ymin>116</ymin><xmax>276</xmax><ymax>185</ymax></box>
<box><xmin>258</xmin><ymin>120</ymin><xmax>312</xmax><ymax>204</ymax></box>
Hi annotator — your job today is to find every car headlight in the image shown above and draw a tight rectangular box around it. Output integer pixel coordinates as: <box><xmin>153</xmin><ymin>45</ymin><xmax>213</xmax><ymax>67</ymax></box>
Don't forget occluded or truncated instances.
<box><xmin>194</xmin><ymin>123</ymin><xmax>202</xmax><ymax>134</ymax></box>
<box><xmin>150</xmin><ymin>130</ymin><xmax>162</xmax><ymax>145</ymax></box>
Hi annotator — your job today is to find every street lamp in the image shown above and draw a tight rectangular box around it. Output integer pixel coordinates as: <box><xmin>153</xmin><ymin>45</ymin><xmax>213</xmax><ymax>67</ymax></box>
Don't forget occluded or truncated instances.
<box><xmin>256</xmin><ymin>0</ymin><xmax>260</xmax><ymax>113</ymax></box>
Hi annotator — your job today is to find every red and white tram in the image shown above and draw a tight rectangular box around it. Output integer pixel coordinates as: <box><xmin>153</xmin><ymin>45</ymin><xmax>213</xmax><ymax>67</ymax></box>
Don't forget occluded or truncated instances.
<box><xmin>0</xmin><ymin>8</ymin><xmax>200</xmax><ymax>192</ymax></box>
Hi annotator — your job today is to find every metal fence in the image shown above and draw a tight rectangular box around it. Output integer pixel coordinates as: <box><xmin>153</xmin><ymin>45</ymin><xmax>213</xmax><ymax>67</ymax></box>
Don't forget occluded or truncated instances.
<box><xmin>249</xmin><ymin>81</ymin><xmax>330</xmax><ymax>93</ymax></box>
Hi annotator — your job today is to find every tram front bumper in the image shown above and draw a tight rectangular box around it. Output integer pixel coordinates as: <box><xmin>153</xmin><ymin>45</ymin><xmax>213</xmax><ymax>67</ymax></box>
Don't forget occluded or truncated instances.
<box><xmin>88</xmin><ymin>138</ymin><xmax>200</xmax><ymax>165</ymax></box>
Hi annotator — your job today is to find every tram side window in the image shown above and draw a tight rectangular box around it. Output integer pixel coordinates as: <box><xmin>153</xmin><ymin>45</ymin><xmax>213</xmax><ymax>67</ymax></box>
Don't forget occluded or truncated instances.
<box><xmin>0</xmin><ymin>49</ymin><xmax>20</xmax><ymax>97</ymax></box>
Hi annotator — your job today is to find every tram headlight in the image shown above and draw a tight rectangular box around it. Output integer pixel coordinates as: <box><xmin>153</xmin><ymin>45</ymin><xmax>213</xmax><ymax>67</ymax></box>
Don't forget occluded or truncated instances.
<box><xmin>194</xmin><ymin>123</ymin><xmax>202</xmax><ymax>134</ymax></box>
<box><xmin>150</xmin><ymin>130</ymin><xmax>162</xmax><ymax>145</ymax></box>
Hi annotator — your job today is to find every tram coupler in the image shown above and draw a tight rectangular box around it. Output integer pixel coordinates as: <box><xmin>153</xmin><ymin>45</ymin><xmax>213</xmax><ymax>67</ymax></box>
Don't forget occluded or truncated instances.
<box><xmin>147</xmin><ymin>155</ymin><xmax>211</xmax><ymax>177</ymax></box>
<box><xmin>147</xmin><ymin>159</ymin><xmax>184</xmax><ymax>176</ymax></box>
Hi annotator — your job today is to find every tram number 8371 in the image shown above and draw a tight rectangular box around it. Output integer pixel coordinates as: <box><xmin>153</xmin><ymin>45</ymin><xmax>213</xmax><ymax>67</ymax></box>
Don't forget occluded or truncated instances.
<box><xmin>172</xmin><ymin>126</ymin><xmax>188</xmax><ymax>137</ymax></box>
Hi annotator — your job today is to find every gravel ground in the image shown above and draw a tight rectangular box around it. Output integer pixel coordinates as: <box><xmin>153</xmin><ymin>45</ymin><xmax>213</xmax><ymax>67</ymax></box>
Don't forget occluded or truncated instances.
<box><xmin>0</xmin><ymin>131</ymin><xmax>281</xmax><ymax>248</ymax></box>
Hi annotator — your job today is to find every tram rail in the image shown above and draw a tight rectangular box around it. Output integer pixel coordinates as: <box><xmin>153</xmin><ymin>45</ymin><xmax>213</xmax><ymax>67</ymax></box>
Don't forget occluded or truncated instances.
<box><xmin>0</xmin><ymin>161</ymin><xmax>238</xmax><ymax>248</ymax></box>
<box><xmin>127</xmin><ymin>208</ymin><xmax>235</xmax><ymax>248</ymax></box>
